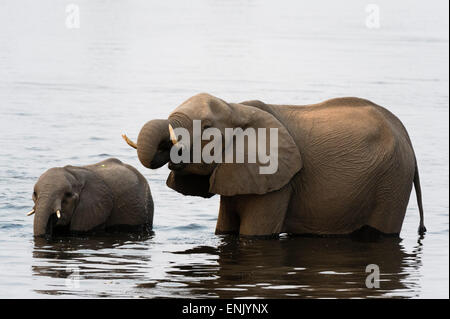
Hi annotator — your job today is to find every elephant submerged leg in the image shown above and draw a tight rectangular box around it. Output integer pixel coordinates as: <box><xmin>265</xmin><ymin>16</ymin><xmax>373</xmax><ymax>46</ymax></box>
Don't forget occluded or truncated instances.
<box><xmin>366</xmin><ymin>161</ymin><xmax>415</xmax><ymax>235</ymax></box>
<box><xmin>215</xmin><ymin>197</ymin><xmax>240</xmax><ymax>235</ymax></box>
<box><xmin>234</xmin><ymin>184</ymin><xmax>292</xmax><ymax>237</ymax></box>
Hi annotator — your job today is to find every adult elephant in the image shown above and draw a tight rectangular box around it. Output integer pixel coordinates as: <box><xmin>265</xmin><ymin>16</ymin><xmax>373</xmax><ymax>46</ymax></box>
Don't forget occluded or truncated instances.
<box><xmin>123</xmin><ymin>93</ymin><xmax>426</xmax><ymax>237</ymax></box>
<box><xmin>28</xmin><ymin>158</ymin><xmax>154</xmax><ymax>237</ymax></box>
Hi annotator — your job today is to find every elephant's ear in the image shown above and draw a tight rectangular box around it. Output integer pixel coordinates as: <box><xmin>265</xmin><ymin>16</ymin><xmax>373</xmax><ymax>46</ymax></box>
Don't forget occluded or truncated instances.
<box><xmin>209</xmin><ymin>103</ymin><xmax>302</xmax><ymax>196</ymax></box>
<box><xmin>65</xmin><ymin>167</ymin><xmax>114</xmax><ymax>232</ymax></box>
<box><xmin>166</xmin><ymin>171</ymin><xmax>215</xmax><ymax>198</ymax></box>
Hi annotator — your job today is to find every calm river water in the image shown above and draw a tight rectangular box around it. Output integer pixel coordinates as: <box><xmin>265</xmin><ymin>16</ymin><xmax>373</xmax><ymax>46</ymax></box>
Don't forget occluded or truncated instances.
<box><xmin>0</xmin><ymin>0</ymin><xmax>448</xmax><ymax>298</ymax></box>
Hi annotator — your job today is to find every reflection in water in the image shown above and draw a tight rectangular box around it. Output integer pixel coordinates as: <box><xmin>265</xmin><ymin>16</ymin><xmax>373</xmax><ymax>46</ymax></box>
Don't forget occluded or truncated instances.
<box><xmin>31</xmin><ymin>235</ymin><xmax>423</xmax><ymax>298</ymax></box>
<box><xmin>32</xmin><ymin>233</ymin><xmax>155</xmax><ymax>297</ymax></box>
<box><xmin>167</xmin><ymin>236</ymin><xmax>423</xmax><ymax>298</ymax></box>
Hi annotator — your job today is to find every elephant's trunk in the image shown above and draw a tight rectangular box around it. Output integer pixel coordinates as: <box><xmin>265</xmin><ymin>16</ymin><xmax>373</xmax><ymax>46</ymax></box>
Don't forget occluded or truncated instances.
<box><xmin>33</xmin><ymin>195</ymin><xmax>61</xmax><ymax>237</ymax></box>
<box><xmin>136</xmin><ymin>119</ymin><xmax>172</xmax><ymax>169</ymax></box>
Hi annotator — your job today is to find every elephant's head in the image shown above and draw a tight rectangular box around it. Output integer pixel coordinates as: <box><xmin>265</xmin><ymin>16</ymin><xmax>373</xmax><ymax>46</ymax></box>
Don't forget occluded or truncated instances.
<box><xmin>123</xmin><ymin>93</ymin><xmax>302</xmax><ymax>197</ymax></box>
<box><xmin>29</xmin><ymin>166</ymin><xmax>113</xmax><ymax>237</ymax></box>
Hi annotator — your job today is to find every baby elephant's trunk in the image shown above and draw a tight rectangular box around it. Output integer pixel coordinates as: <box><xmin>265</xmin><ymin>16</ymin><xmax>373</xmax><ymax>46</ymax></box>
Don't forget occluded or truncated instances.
<box><xmin>33</xmin><ymin>197</ymin><xmax>61</xmax><ymax>237</ymax></box>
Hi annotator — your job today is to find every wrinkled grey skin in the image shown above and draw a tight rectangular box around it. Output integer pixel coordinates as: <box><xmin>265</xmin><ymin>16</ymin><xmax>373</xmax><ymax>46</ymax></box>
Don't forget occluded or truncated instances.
<box><xmin>127</xmin><ymin>93</ymin><xmax>426</xmax><ymax>237</ymax></box>
<box><xmin>31</xmin><ymin>158</ymin><xmax>153</xmax><ymax>237</ymax></box>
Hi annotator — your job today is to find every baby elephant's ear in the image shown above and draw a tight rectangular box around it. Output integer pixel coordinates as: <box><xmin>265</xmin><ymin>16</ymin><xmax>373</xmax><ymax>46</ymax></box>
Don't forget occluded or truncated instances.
<box><xmin>209</xmin><ymin>103</ymin><xmax>302</xmax><ymax>196</ymax></box>
<box><xmin>65</xmin><ymin>167</ymin><xmax>114</xmax><ymax>232</ymax></box>
<box><xmin>166</xmin><ymin>171</ymin><xmax>215</xmax><ymax>198</ymax></box>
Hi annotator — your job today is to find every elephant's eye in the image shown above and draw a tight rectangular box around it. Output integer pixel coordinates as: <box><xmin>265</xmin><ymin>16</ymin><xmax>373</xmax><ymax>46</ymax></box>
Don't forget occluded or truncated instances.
<box><xmin>64</xmin><ymin>192</ymin><xmax>73</xmax><ymax>198</ymax></box>
<box><xmin>32</xmin><ymin>192</ymin><xmax>37</xmax><ymax>199</ymax></box>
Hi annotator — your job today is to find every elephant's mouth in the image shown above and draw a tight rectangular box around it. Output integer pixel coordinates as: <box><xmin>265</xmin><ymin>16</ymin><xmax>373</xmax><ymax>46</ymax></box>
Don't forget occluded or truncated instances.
<box><xmin>45</xmin><ymin>213</ymin><xmax>70</xmax><ymax>237</ymax></box>
<box><xmin>168</xmin><ymin>161</ymin><xmax>187</xmax><ymax>172</ymax></box>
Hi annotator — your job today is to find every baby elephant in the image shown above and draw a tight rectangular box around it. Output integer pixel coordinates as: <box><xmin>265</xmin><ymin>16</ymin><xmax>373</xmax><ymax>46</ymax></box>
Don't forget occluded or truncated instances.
<box><xmin>28</xmin><ymin>158</ymin><xmax>153</xmax><ymax>237</ymax></box>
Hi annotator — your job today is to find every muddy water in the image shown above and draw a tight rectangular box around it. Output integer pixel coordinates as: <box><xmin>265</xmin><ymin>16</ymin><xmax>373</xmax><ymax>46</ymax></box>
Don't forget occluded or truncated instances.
<box><xmin>0</xmin><ymin>0</ymin><xmax>448</xmax><ymax>298</ymax></box>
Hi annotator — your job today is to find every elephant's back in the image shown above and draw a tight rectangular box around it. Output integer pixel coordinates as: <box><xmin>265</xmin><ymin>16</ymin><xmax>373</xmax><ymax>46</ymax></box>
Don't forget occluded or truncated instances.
<box><xmin>281</xmin><ymin>98</ymin><xmax>417</xmax><ymax>234</ymax></box>
<box><xmin>307</xmin><ymin>98</ymin><xmax>416</xmax><ymax>165</ymax></box>
<box><xmin>85</xmin><ymin>158</ymin><xmax>141</xmax><ymax>189</ymax></box>
<box><xmin>286</xmin><ymin>99</ymin><xmax>396</xmax><ymax>157</ymax></box>
<box><xmin>84</xmin><ymin>158</ymin><xmax>153</xmax><ymax>225</ymax></box>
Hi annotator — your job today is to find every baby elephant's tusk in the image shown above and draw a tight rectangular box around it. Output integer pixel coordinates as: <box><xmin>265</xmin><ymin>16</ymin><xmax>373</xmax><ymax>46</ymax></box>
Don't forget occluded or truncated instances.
<box><xmin>26</xmin><ymin>209</ymin><xmax>35</xmax><ymax>216</ymax></box>
<box><xmin>122</xmin><ymin>134</ymin><xmax>137</xmax><ymax>149</ymax></box>
<box><xmin>56</xmin><ymin>210</ymin><xmax>61</xmax><ymax>219</ymax></box>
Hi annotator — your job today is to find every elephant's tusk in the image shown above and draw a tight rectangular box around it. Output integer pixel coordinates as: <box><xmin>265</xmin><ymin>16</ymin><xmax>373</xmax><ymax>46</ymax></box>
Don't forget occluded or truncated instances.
<box><xmin>26</xmin><ymin>209</ymin><xmax>35</xmax><ymax>216</ymax></box>
<box><xmin>56</xmin><ymin>210</ymin><xmax>61</xmax><ymax>219</ymax></box>
<box><xmin>168</xmin><ymin>124</ymin><xmax>178</xmax><ymax>145</ymax></box>
<box><xmin>122</xmin><ymin>134</ymin><xmax>137</xmax><ymax>149</ymax></box>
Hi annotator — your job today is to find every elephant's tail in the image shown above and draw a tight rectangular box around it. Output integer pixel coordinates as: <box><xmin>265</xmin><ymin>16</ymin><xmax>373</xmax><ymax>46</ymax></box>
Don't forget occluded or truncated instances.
<box><xmin>414</xmin><ymin>162</ymin><xmax>427</xmax><ymax>235</ymax></box>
